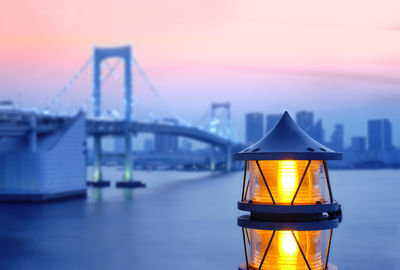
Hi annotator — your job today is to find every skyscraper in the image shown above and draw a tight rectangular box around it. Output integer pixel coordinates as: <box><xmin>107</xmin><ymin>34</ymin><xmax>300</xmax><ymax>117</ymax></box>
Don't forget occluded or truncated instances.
<box><xmin>180</xmin><ymin>139</ymin><xmax>192</xmax><ymax>152</ymax></box>
<box><xmin>330</xmin><ymin>124</ymin><xmax>344</xmax><ymax>152</ymax></box>
<box><xmin>310</xmin><ymin>119</ymin><xmax>325</xmax><ymax>143</ymax></box>
<box><xmin>245</xmin><ymin>113</ymin><xmax>263</xmax><ymax>144</ymax></box>
<box><xmin>154</xmin><ymin>118</ymin><xmax>179</xmax><ymax>154</ymax></box>
<box><xmin>368</xmin><ymin>119</ymin><xmax>393</xmax><ymax>152</ymax></box>
<box><xmin>296</xmin><ymin>111</ymin><xmax>314</xmax><ymax>132</ymax></box>
<box><xmin>265</xmin><ymin>114</ymin><xmax>281</xmax><ymax>133</ymax></box>
<box><xmin>144</xmin><ymin>139</ymin><xmax>154</xmax><ymax>152</ymax></box>
<box><xmin>154</xmin><ymin>134</ymin><xmax>178</xmax><ymax>154</ymax></box>
<box><xmin>351</xmin><ymin>136</ymin><xmax>366</xmax><ymax>153</ymax></box>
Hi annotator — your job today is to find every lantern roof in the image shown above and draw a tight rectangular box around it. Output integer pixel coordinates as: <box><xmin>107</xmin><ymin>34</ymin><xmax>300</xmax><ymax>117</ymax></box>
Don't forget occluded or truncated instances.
<box><xmin>233</xmin><ymin>111</ymin><xmax>342</xmax><ymax>160</ymax></box>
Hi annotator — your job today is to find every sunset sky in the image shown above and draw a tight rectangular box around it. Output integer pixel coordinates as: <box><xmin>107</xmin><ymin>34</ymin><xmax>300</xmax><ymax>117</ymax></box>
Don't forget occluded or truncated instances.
<box><xmin>1</xmin><ymin>0</ymin><xmax>400</xmax><ymax>144</ymax></box>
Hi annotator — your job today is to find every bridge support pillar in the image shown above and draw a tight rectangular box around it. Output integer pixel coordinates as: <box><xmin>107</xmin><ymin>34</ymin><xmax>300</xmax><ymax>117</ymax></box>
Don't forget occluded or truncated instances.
<box><xmin>225</xmin><ymin>145</ymin><xmax>232</xmax><ymax>171</ymax></box>
<box><xmin>28</xmin><ymin>114</ymin><xmax>37</xmax><ymax>152</ymax></box>
<box><xmin>87</xmin><ymin>135</ymin><xmax>110</xmax><ymax>187</ymax></box>
<box><xmin>210</xmin><ymin>146</ymin><xmax>216</xmax><ymax>171</ymax></box>
<box><xmin>116</xmin><ymin>132</ymin><xmax>146</xmax><ymax>188</ymax></box>
<box><xmin>123</xmin><ymin>132</ymin><xmax>132</xmax><ymax>182</ymax></box>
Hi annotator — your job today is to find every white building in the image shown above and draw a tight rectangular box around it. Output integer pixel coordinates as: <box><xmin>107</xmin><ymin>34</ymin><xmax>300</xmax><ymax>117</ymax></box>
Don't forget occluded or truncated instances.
<box><xmin>0</xmin><ymin>113</ymin><xmax>86</xmax><ymax>201</ymax></box>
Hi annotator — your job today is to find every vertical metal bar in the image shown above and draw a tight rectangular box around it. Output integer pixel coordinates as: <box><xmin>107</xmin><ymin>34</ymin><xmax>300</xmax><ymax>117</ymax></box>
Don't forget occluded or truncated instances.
<box><xmin>291</xmin><ymin>231</ymin><xmax>312</xmax><ymax>270</ymax></box>
<box><xmin>242</xmin><ymin>227</ymin><xmax>249</xmax><ymax>270</ymax></box>
<box><xmin>245</xmin><ymin>228</ymin><xmax>251</xmax><ymax>245</ymax></box>
<box><xmin>291</xmin><ymin>160</ymin><xmax>312</xmax><ymax>205</ymax></box>
<box><xmin>258</xmin><ymin>231</ymin><xmax>276</xmax><ymax>270</ymax></box>
<box><xmin>241</xmin><ymin>161</ymin><xmax>248</xmax><ymax>201</ymax></box>
<box><xmin>324</xmin><ymin>229</ymin><xmax>333</xmax><ymax>270</ymax></box>
<box><xmin>244</xmin><ymin>180</ymin><xmax>250</xmax><ymax>200</ymax></box>
<box><xmin>256</xmin><ymin>161</ymin><xmax>275</xmax><ymax>205</ymax></box>
<box><xmin>323</xmin><ymin>160</ymin><xmax>334</xmax><ymax>203</ymax></box>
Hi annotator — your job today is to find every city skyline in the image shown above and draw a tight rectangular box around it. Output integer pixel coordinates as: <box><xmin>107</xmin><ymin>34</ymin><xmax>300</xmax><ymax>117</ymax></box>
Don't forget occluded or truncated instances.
<box><xmin>245</xmin><ymin>110</ymin><xmax>398</xmax><ymax>150</ymax></box>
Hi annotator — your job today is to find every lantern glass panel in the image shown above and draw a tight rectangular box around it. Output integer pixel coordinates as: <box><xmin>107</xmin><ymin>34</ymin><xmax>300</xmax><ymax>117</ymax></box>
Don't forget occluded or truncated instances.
<box><xmin>248</xmin><ymin>160</ymin><xmax>325</xmax><ymax>204</ymax></box>
<box><xmin>249</xmin><ymin>229</ymin><xmax>326</xmax><ymax>270</ymax></box>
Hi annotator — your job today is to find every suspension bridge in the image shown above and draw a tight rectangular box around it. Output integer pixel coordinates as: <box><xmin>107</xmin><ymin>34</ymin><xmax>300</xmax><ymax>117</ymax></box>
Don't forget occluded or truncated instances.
<box><xmin>0</xmin><ymin>45</ymin><xmax>237</xmax><ymax>199</ymax></box>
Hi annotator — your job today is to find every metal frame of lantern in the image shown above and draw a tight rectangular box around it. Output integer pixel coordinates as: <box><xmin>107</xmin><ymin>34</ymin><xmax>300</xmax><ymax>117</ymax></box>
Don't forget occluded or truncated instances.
<box><xmin>238</xmin><ymin>159</ymin><xmax>341</xmax><ymax>220</ymax></box>
<box><xmin>234</xmin><ymin>111</ymin><xmax>343</xmax><ymax>218</ymax></box>
<box><xmin>237</xmin><ymin>217</ymin><xmax>338</xmax><ymax>270</ymax></box>
<box><xmin>233</xmin><ymin>111</ymin><xmax>343</xmax><ymax>270</ymax></box>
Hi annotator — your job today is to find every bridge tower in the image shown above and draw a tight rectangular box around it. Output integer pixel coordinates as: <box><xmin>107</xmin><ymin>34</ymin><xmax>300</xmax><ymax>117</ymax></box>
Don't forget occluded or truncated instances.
<box><xmin>210</xmin><ymin>103</ymin><xmax>232</xmax><ymax>140</ymax></box>
<box><xmin>91</xmin><ymin>46</ymin><xmax>136</xmax><ymax>187</ymax></box>
<box><xmin>209</xmin><ymin>103</ymin><xmax>232</xmax><ymax>171</ymax></box>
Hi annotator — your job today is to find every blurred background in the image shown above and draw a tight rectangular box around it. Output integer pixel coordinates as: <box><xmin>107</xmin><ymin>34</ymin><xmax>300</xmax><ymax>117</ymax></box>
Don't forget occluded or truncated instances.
<box><xmin>0</xmin><ymin>0</ymin><xmax>399</xmax><ymax>269</ymax></box>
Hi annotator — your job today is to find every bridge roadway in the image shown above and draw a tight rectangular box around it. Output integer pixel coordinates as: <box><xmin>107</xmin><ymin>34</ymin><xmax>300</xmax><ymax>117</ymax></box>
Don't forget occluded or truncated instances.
<box><xmin>86</xmin><ymin>119</ymin><xmax>231</xmax><ymax>147</ymax></box>
<box><xmin>0</xmin><ymin>111</ymin><xmax>232</xmax><ymax>148</ymax></box>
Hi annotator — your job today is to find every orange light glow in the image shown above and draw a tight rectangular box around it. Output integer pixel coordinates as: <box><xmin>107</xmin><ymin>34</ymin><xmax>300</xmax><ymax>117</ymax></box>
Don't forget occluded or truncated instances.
<box><xmin>249</xmin><ymin>229</ymin><xmax>325</xmax><ymax>270</ymax></box>
<box><xmin>278</xmin><ymin>231</ymin><xmax>298</xmax><ymax>270</ymax></box>
<box><xmin>249</xmin><ymin>160</ymin><xmax>324</xmax><ymax>204</ymax></box>
<box><xmin>278</xmin><ymin>161</ymin><xmax>298</xmax><ymax>204</ymax></box>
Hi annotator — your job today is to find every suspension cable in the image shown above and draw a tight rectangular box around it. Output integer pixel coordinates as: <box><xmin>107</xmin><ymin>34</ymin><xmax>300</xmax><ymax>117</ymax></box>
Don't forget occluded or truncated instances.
<box><xmin>44</xmin><ymin>56</ymin><xmax>93</xmax><ymax>112</ymax></box>
<box><xmin>132</xmin><ymin>57</ymin><xmax>189</xmax><ymax>126</ymax></box>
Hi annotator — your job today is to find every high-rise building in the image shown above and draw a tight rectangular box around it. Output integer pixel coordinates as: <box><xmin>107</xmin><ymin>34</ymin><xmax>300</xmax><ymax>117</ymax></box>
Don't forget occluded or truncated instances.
<box><xmin>245</xmin><ymin>113</ymin><xmax>264</xmax><ymax>144</ymax></box>
<box><xmin>180</xmin><ymin>139</ymin><xmax>192</xmax><ymax>152</ymax></box>
<box><xmin>368</xmin><ymin>119</ymin><xmax>392</xmax><ymax>152</ymax></box>
<box><xmin>330</xmin><ymin>124</ymin><xmax>344</xmax><ymax>152</ymax></box>
<box><xmin>154</xmin><ymin>134</ymin><xmax>178</xmax><ymax>154</ymax></box>
<box><xmin>144</xmin><ymin>139</ymin><xmax>154</xmax><ymax>152</ymax></box>
<box><xmin>296</xmin><ymin>111</ymin><xmax>314</xmax><ymax>133</ymax></box>
<box><xmin>154</xmin><ymin>118</ymin><xmax>179</xmax><ymax>154</ymax></box>
<box><xmin>265</xmin><ymin>114</ymin><xmax>281</xmax><ymax>133</ymax></box>
<box><xmin>351</xmin><ymin>136</ymin><xmax>366</xmax><ymax>153</ymax></box>
<box><xmin>310</xmin><ymin>119</ymin><xmax>325</xmax><ymax>143</ymax></box>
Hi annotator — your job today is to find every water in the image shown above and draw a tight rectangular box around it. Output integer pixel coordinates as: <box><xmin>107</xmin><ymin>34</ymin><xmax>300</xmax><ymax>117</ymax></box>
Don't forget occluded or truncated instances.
<box><xmin>0</xmin><ymin>169</ymin><xmax>399</xmax><ymax>270</ymax></box>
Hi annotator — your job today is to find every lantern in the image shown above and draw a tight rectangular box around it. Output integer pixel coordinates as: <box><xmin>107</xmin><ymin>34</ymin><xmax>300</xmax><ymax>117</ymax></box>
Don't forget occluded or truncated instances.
<box><xmin>233</xmin><ymin>112</ymin><xmax>342</xmax><ymax>270</ymax></box>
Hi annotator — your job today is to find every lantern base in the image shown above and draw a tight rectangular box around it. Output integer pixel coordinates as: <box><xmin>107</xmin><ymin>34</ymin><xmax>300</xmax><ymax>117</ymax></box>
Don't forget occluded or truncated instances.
<box><xmin>238</xmin><ymin>200</ymin><xmax>340</xmax><ymax>215</ymax></box>
<box><xmin>237</xmin><ymin>215</ymin><xmax>339</xmax><ymax>231</ymax></box>
<box><xmin>238</xmin><ymin>200</ymin><xmax>342</xmax><ymax>223</ymax></box>
<box><xmin>238</xmin><ymin>262</ymin><xmax>338</xmax><ymax>270</ymax></box>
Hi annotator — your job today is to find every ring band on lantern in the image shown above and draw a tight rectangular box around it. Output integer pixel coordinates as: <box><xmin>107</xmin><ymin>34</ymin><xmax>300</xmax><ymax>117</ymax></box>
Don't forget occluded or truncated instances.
<box><xmin>233</xmin><ymin>112</ymin><xmax>343</xmax><ymax>270</ymax></box>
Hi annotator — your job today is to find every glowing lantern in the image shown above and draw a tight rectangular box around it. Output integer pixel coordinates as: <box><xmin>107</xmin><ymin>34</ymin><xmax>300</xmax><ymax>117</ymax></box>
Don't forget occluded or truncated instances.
<box><xmin>233</xmin><ymin>112</ymin><xmax>342</xmax><ymax>270</ymax></box>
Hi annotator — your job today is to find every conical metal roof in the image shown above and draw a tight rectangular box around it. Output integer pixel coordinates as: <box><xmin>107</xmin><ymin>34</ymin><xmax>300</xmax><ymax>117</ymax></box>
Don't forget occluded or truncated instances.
<box><xmin>233</xmin><ymin>111</ymin><xmax>342</xmax><ymax>160</ymax></box>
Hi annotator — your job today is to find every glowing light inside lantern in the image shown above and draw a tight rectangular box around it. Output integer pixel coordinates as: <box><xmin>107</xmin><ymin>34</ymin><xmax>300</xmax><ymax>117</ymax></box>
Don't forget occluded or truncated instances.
<box><xmin>278</xmin><ymin>161</ymin><xmax>298</xmax><ymax>204</ymax></box>
<box><xmin>249</xmin><ymin>160</ymin><xmax>324</xmax><ymax>204</ymax></box>
<box><xmin>279</xmin><ymin>231</ymin><xmax>298</xmax><ymax>270</ymax></box>
<box><xmin>249</xmin><ymin>229</ymin><xmax>325</xmax><ymax>270</ymax></box>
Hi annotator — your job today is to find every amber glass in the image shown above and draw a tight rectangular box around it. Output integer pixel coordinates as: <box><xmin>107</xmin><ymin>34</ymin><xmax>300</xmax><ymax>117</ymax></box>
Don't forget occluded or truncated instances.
<box><xmin>249</xmin><ymin>229</ymin><xmax>326</xmax><ymax>270</ymax></box>
<box><xmin>248</xmin><ymin>160</ymin><xmax>325</xmax><ymax>204</ymax></box>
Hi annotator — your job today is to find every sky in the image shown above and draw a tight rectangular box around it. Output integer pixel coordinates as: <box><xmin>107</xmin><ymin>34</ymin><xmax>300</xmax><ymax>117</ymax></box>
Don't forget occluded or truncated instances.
<box><xmin>1</xmin><ymin>0</ymin><xmax>400</xmax><ymax>145</ymax></box>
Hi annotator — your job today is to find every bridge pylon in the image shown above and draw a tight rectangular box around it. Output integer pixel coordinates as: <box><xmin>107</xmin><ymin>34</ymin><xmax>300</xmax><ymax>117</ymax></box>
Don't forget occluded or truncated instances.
<box><xmin>225</xmin><ymin>145</ymin><xmax>232</xmax><ymax>171</ymax></box>
<box><xmin>87</xmin><ymin>45</ymin><xmax>144</xmax><ymax>188</ymax></box>
<box><xmin>210</xmin><ymin>146</ymin><xmax>216</xmax><ymax>171</ymax></box>
<box><xmin>209</xmin><ymin>103</ymin><xmax>233</xmax><ymax>171</ymax></box>
<box><xmin>210</xmin><ymin>102</ymin><xmax>232</xmax><ymax>141</ymax></box>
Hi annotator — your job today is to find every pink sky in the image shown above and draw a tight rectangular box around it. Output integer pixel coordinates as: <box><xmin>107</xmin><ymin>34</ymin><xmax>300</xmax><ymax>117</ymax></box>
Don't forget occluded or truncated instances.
<box><xmin>1</xmin><ymin>0</ymin><xmax>400</xmax><ymax>143</ymax></box>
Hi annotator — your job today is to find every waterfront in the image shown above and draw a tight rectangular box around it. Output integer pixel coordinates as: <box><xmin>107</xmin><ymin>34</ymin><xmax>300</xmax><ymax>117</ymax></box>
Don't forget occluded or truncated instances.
<box><xmin>0</xmin><ymin>168</ymin><xmax>399</xmax><ymax>270</ymax></box>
